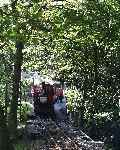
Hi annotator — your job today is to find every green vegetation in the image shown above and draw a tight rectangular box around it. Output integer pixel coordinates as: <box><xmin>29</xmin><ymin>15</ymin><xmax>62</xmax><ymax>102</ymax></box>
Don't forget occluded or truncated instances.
<box><xmin>0</xmin><ymin>0</ymin><xmax>120</xmax><ymax>149</ymax></box>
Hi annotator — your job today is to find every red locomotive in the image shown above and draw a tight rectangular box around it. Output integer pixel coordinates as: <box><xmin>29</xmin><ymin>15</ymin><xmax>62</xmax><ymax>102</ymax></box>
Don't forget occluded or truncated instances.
<box><xmin>31</xmin><ymin>82</ymin><xmax>66</xmax><ymax>119</ymax></box>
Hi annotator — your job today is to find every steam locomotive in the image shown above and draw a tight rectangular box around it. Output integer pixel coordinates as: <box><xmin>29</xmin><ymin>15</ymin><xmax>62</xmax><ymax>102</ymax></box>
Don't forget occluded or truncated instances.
<box><xmin>31</xmin><ymin>82</ymin><xmax>67</xmax><ymax>120</ymax></box>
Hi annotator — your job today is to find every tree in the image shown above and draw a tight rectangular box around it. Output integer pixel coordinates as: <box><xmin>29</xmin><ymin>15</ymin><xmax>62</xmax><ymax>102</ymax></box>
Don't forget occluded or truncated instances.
<box><xmin>0</xmin><ymin>0</ymin><xmax>54</xmax><ymax>138</ymax></box>
<box><xmin>32</xmin><ymin>0</ymin><xmax>120</xmax><ymax>122</ymax></box>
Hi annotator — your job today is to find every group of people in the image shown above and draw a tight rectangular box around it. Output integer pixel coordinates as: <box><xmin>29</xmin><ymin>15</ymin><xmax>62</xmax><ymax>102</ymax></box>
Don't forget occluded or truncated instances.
<box><xmin>31</xmin><ymin>82</ymin><xmax>65</xmax><ymax>119</ymax></box>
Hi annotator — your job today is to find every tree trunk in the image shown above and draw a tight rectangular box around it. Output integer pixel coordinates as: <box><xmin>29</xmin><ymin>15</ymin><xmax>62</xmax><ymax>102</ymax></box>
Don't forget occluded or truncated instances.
<box><xmin>0</xmin><ymin>105</ymin><xmax>14</xmax><ymax>150</ymax></box>
<box><xmin>5</xmin><ymin>83</ymin><xmax>8</xmax><ymax>119</ymax></box>
<box><xmin>9</xmin><ymin>41</ymin><xmax>23</xmax><ymax>138</ymax></box>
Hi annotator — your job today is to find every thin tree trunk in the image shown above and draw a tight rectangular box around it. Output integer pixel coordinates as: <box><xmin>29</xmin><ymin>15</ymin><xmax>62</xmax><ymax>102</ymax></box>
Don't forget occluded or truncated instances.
<box><xmin>92</xmin><ymin>46</ymin><xmax>98</xmax><ymax>115</ymax></box>
<box><xmin>5</xmin><ymin>83</ymin><xmax>8</xmax><ymax>119</ymax></box>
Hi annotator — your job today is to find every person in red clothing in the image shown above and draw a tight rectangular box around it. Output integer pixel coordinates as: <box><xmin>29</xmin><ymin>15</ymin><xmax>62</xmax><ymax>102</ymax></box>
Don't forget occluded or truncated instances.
<box><xmin>56</xmin><ymin>88</ymin><xmax>63</xmax><ymax>97</ymax></box>
<box><xmin>31</xmin><ymin>85</ymin><xmax>41</xmax><ymax>97</ymax></box>
<box><xmin>55</xmin><ymin>87</ymin><xmax>64</xmax><ymax>102</ymax></box>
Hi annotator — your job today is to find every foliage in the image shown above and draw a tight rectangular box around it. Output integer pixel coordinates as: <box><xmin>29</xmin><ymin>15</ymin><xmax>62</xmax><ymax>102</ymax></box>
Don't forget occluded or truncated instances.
<box><xmin>14</xmin><ymin>143</ymin><xmax>26</xmax><ymax>150</ymax></box>
<box><xmin>65</xmin><ymin>88</ymin><xmax>82</xmax><ymax>112</ymax></box>
<box><xmin>17</xmin><ymin>101</ymin><xmax>34</xmax><ymax>123</ymax></box>
<box><xmin>35</xmin><ymin>0</ymin><xmax>120</xmax><ymax>121</ymax></box>
<box><xmin>0</xmin><ymin>0</ymin><xmax>120</xmax><ymax>149</ymax></box>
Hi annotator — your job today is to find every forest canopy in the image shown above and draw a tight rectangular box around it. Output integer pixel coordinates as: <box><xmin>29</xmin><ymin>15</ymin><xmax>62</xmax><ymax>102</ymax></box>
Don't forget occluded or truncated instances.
<box><xmin>0</xmin><ymin>0</ymin><xmax>120</xmax><ymax>149</ymax></box>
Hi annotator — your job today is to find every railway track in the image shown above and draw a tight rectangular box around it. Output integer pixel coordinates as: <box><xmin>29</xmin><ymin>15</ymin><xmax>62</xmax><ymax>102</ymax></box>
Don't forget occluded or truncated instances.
<box><xmin>25</xmin><ymin>117</ymin><xmax>104</xmax><ymax>150</ymax></box>
<box><xmin>47</xmin><ymin>120</ymin><xmax>81</xmax><ymax>150</ymax></box>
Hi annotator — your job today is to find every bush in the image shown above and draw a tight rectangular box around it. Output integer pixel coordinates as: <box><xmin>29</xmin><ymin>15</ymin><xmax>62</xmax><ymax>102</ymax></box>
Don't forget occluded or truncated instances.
<box><xmin>17</xmin><ymin>101</ymin><xmax>34</xmax><ymax>123</ymax></box>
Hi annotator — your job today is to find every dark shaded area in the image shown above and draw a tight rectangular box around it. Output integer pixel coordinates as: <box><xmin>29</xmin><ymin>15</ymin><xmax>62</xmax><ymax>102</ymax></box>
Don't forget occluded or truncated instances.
<box><xmin>82</xmin><ymin>118</ymin><xmax>120</xmax><ymax>150</ymax></box>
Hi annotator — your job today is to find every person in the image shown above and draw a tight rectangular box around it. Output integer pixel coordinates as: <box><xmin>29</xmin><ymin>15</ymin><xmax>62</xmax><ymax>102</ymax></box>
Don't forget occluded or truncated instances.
<box><xmin>55</xmin><ymin>87</ymin><xmax>64</xmax><ymax>103</ymax></box>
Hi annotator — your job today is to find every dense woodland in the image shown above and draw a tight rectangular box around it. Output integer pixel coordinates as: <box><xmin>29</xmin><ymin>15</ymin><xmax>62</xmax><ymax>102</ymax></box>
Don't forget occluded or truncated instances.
<box><xmin>0</xmin><ymin>0</ymin><xmax>120</xmax><ymax>149</ymax></box>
